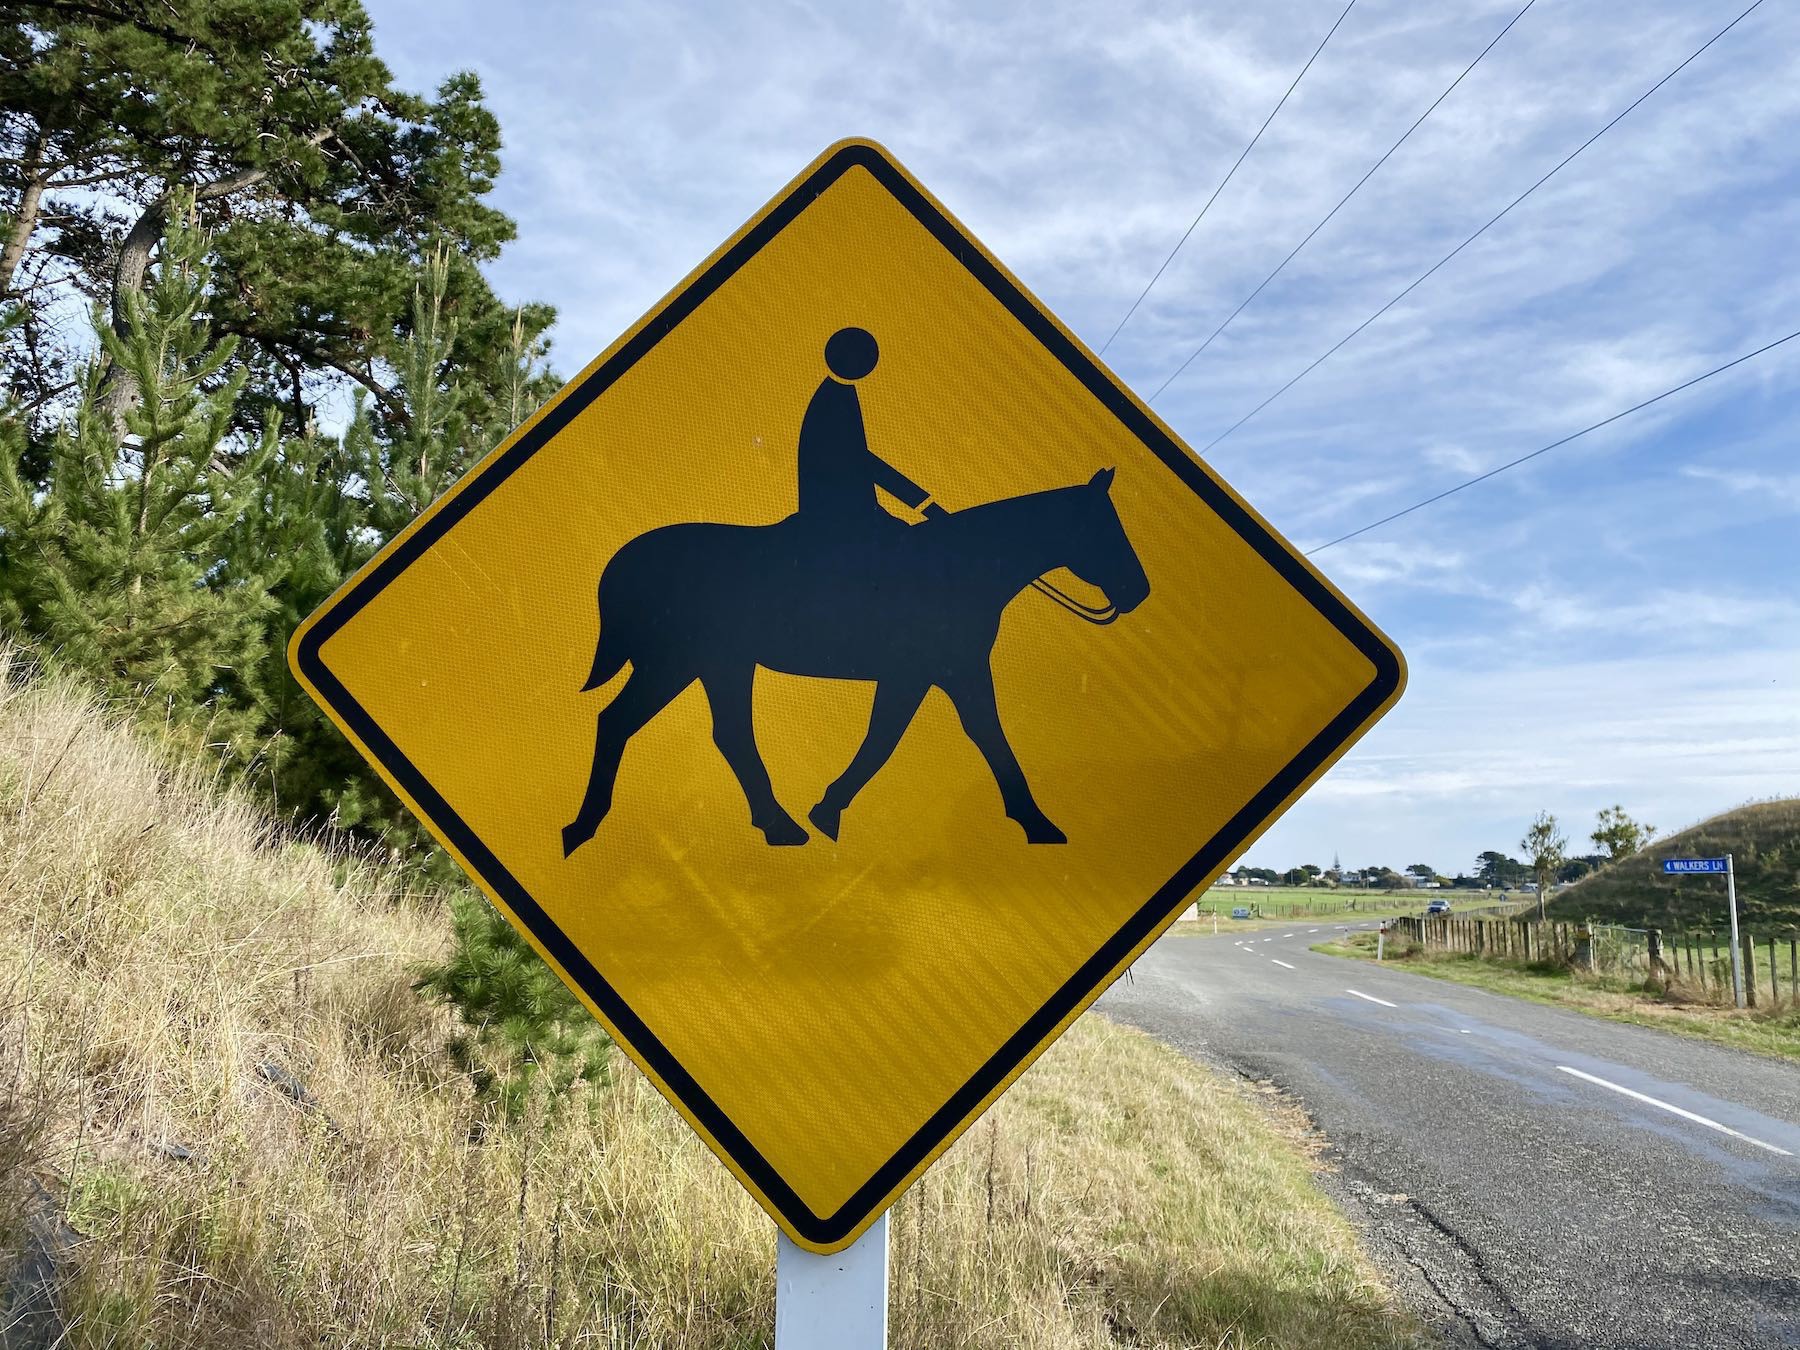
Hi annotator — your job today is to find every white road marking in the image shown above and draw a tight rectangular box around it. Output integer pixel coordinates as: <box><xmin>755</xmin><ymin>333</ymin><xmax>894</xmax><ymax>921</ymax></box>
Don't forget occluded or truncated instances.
<box><xmin>1262</xmin><ymin>938</ymin><xmax>1273</xmax><ymax>943</ymax></box>
<box><xmin>1345</xmin><ymin>989</ymin><xmax>1397</xmax><ymax>1008</ymax></box>
<box><xmin>1283</xmin><ymin>932</ymin><xmax>1295</xmax><ymax>938</ymax></box>
<box><xmin>1556</xmin><ymin>1066</ymin><xmax>1792</xmax><ymax>1157</ymax></box>
<box><xmin>1271</xmin><ymin>959</ymin><xmax>1296</xmax><ymax>969</ymax></box>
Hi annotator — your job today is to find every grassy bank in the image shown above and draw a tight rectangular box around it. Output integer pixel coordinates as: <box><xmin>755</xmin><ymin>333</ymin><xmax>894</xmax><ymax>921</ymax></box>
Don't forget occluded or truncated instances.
<box><xmin>0</xmin><ymin>655</ymin><xmax>1418</xmax><ymax>1349</ymax></box>
<box><xmin>1549</xmin><ymin>798</ymin><xmax>1800</xmax><ymax>931</ymax></box>
<box><xmin>1315</xmin><ymin>932</ymin><xmax>1800</xmax><ymax>1065</ymax></box>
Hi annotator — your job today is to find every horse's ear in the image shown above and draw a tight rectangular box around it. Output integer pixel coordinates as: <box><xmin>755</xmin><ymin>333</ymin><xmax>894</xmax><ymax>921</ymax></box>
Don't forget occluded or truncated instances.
<box><xmin>1090</xmin><ymin>466</ymin><xmax>1116</xmax><ymax>492</ymax></box>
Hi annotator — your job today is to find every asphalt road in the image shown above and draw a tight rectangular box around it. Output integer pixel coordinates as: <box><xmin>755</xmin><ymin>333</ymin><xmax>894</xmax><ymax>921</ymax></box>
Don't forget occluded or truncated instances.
<box><xmin>1098</xmin><ymin>923</ymin><xmax>1800</xmax><ymax>1349</ymax></box>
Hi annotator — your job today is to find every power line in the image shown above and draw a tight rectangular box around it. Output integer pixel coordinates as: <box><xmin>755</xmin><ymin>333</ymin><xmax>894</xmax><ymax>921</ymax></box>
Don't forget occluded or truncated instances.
<box><xmin>1150</xmin><ymin>0</ymin><xmax>1537</xmax><ymax>399</ymax></box>
<box><xmin>1306</xmin><ymin>326</ymin><xmax>1800</xmax><ymax>555</ymax></box>
<box><xmin>1180</xmin><ymin>0</ymin><xmax>1768</xmax><ymax>450</ymax></box>
<box><xmin>1096</xmin><ymin>0</ymin><xmax>1358</xmax><ymax>358</ymax></box>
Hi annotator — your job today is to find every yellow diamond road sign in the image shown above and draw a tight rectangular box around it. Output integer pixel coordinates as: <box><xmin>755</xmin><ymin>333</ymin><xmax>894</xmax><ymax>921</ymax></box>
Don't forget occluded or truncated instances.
<box><xmin>291</xmin><ymin>139</ymin><xmax>1404</xmax><ymax>1253</ymax></box>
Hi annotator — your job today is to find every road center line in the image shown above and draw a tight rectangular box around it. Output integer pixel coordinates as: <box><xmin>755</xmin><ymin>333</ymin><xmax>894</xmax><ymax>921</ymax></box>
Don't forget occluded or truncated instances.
<box><xmin>1271</xmin><ymin>959</ymin><xmax>1295</xmax><ymax>969</ymax></box>
<box><xmin>1345</xmin><ymin>989</ymin><xmax>1397</xmax><ymax>1008</ymax></box>
<box><xmin>1556</xmin><ymin>1066</ymin><xmax>1792</xmax><ymax>1157</ymax></box>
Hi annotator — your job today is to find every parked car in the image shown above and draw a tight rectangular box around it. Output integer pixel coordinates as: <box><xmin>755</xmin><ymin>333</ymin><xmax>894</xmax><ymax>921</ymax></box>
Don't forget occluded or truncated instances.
<box><xmin>1425</xmin><ymin>898</ymin><xmax>1452</xmax><ymax>916</ymax></box>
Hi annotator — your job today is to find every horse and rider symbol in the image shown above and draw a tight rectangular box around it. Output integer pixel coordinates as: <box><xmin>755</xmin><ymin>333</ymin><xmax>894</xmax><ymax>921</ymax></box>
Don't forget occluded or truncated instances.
<box><xmin>560</xmin><ymin>327</ymin><xmax>1150</xmax><ymax>857</ymax></box>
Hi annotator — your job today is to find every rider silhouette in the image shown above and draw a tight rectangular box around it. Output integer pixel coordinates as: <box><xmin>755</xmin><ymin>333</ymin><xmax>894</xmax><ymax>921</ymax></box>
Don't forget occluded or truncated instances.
<box><xmin>797</xmin><ymin>328</ymin><xmax>943</xmax><ymax>527</ymax></box>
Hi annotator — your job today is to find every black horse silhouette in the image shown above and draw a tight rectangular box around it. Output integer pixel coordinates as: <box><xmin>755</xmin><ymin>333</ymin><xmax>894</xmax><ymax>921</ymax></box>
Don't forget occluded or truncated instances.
<box><xmin>560</xmin><ymin>468</ymin><xmax>1149</xmax><ymax>855</ymax></box>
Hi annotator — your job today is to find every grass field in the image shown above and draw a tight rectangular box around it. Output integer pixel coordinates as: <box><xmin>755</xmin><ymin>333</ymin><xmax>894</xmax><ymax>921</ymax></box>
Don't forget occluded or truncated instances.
<box><xmin>1173</xmin><ymin>888</ymin><xmax>1491</xmax><ymax>937</ymax></box>
<box><xmin>0</xmin><ymin>653</ymin><xmax>1420</xmax><ymax>1349</ymax></box>
<box><xmin>1314</xmin><ymin>931</ymin><xmax>1800</xmax><ymax>1065</ymax></box>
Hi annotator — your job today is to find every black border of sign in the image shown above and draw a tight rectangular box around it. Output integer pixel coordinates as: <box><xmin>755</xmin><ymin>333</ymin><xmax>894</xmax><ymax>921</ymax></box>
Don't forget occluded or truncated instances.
<box><xmin>294</xmin><ymin>141</ymin><xmax>1403</xmax><ymax>1247</ymax></box>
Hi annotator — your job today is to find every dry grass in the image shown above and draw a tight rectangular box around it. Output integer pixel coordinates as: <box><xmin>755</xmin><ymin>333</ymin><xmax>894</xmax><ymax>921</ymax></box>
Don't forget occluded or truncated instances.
<box><xmin>0</xmin><ymin>651</ymin><xmax>1416</xmax><ymax>1348</ymax></box>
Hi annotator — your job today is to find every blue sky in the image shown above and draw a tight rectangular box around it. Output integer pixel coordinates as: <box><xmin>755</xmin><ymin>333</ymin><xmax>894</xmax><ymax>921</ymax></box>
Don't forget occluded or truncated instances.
<box><xmin>363</xmin><ymin>0</ymin><xmax>1798</xmax><ymax>876</ymax></box>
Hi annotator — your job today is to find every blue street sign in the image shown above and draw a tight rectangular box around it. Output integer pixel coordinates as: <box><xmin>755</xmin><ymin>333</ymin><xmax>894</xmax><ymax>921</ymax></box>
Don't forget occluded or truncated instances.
<box><xmin>1663</xmin><ymin>858</ymin><xmax>1728</xmax><ymax>874</ymax></box>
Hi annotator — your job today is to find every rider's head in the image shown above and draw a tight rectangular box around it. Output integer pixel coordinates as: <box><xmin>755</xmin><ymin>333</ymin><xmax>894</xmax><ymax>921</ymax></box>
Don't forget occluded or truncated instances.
<box><xmin>825</xmin><ymin>327</ymin><xmax>879</xmax><ymax>381</ymax></box>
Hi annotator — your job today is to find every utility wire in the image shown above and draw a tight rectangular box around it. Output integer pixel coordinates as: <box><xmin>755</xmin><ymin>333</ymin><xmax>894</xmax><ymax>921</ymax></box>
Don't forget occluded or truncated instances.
<box><xmin>1180</xmin><ymin>0</ymin><xmax>1767</xmax><ymax>448</ymax></box>
<box><xmin>1306</xmin><ymin>326</ymin><xmax>1800</xmax><ymax>554</ymax></box>
<box><xmin>1151</xmin><ymin>0</ymin><xmax>1537</xmax><ymax>399</ymax></box>
<box><xmin>1097</xmin><ymin>0</ymin><xmax>1358</xmax><ymax>357</ymax></box>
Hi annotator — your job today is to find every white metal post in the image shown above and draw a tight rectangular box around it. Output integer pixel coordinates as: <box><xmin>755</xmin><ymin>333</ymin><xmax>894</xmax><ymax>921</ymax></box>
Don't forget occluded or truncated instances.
<box><xmin>775</xmin><ymin>1213</ymin><xmax>888</xmax><ymax>1349</ymax></box>
<box><xmin>1726</xmin><ymin>852</ymin><xmax>1745</xmax><ymax>1009</ymax></box>
<box><xmin>1377</xmin><ymin>925</ymin><xmax>1385</xmax><ymax>962</ymax></box>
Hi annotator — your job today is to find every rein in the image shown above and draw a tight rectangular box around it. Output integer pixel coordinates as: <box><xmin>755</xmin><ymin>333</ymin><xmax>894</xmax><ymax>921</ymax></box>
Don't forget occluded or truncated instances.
<box><xmin>1029</xmin><ymin>576</ymin><xmax>1119</xmax><ymax>626</ymax></box>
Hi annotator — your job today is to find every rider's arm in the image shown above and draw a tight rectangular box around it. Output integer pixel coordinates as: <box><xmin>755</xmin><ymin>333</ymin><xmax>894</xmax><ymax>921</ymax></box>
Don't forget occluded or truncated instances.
<box><xmin>871</xmin><ymin>455</ymin><xmax>939</xmax><ymax>516</ymax></box>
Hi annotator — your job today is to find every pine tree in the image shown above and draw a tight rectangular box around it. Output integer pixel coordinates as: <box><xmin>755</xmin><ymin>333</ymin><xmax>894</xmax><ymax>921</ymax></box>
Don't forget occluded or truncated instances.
<box><xmin>0</xmin><ymin>198</ymin><xmax>273</xmax><ymax>756</ymax></box>
<box><xmin>414</xmin><ymin>893</ymin><xmax>611</xmax><ymax>1118</ymax></box>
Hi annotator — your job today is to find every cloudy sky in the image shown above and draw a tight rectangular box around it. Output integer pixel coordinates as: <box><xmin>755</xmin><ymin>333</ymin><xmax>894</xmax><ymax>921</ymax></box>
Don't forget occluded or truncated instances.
<box><xmin>364</xmin><ymin>0</ymin><xmax>1797</xmax><ymax>876</ymax></box>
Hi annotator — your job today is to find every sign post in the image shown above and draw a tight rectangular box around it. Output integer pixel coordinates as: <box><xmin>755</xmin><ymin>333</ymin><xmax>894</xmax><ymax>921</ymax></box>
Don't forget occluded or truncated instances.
<box><xmin>287</xmin><ymin>138</ymin><xmax>1407</xmax><ymax>1333</ymax></box>
<box><xmin>775</xmin><ymin>1215</ymin><xmax>888</xmax><ymax>1348</ymax></box>
<box><xmin>1663</xmin><ymin>856</ymin><xmax>1742</xmax><ymax>1007</ymax></box>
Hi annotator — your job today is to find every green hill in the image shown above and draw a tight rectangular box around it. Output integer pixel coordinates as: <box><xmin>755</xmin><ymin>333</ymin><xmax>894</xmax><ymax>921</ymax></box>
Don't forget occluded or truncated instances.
<box><xmin>1548</xmin><ymin>799</ymin><xmax>1800</xmax><ymax>934</ymax></box>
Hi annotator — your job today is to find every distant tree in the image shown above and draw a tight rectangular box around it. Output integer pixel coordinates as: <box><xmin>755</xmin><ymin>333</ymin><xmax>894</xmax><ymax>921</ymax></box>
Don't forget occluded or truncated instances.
<box><xmin>1557</xmin><ymin>857</ymin><xmax>1595</xmax><ymax>884</ymax></box>
<box><xmin>1521</xmin><ymin>812</ymin><xmax>1568</xmax><ymax>922</ymax></box>
<box><xmin>1281</xmin><ymin>867</ymin><xmax>1308</xmax><ymax>886</ymax></box>
<box><xmin>1301</xmin><ymin>863</ymin><xmax>1322</xmax><ymax>877</ymax></box>
<box><xmin>1592</xmin><ymin>805</ymin><xmax>1656</xmax><ymax>861</ymax></box>
<box><xmin>1406</xmin><ymin>862</ymin><xmax>1435</xmax><ymax>880</ymax></box>
<box><xmin>1475</xmin><ymin>850</ymin><xmax>1530</xmax><ymax>888</ymax></box>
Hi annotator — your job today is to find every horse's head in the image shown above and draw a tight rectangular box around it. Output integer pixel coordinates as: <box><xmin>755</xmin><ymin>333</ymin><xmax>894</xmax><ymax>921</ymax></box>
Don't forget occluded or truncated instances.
<box><xmin>1063</xmin><ymin>467</ymin><xmax>1150</xmax><ymax>616</ymax></box>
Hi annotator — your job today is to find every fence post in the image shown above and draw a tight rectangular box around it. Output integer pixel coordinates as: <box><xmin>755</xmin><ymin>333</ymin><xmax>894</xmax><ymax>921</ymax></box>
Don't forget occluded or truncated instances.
<box><xmin>1790</xmin><ymin>937</ymin><xmax>1797</xmax><ymax>1005</ymax></box>
<box><xmin>1647</xmin><ymin>928</ymin><xmax>1665</xmax><ymax>984</ymax></box>
<box><xmin>1741</xmin><ymin>931</ymin><xmax>1758</xmax><ymax>1009</ymax></box>
<box><xmin>1770</xmin><ymin>938</ymin><xmax>1779</xmax><ymax>1006</ymax></box>
<box><xmin>1573</xmin><ymin>924</ymin><xmax>1593</xmax><ymax>972</ymax></box>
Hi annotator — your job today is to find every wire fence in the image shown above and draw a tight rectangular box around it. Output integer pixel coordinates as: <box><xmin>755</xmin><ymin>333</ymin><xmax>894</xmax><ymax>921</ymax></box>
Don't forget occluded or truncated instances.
<box><xmin>1390</xmin><ymin>914</ymin><xmax>1800</xmax><ymax>1008</ymax></box>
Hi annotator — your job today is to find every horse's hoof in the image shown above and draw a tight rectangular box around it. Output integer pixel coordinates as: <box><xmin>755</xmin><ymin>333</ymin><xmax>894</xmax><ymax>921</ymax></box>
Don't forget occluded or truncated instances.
<box><xmin>561</xmin><ymin>821</ymin><xmax>592</xmax><ymax>857</ymax></box>
<box><xmin>1019</xmin><ymin>816</ymin><xmax>1067</xmax><ymax>845</ymax></box>
<box><xmin>760</xmin><ymin>815</ymin><xmax>810</xmax><ymax>846</ymax></box>
<box><xmin>807</xmin><ymin>802</ymin><xmax>842</xmax><ymax>841</ymax></box>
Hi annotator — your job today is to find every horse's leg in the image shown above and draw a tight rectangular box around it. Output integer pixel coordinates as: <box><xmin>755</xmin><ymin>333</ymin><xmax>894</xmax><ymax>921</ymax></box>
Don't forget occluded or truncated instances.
<box><xmin>702</xmin><ymin>666</ymin><xmax>807</xmax><ymax>846</ymax></box>
<box><xmin>562</xmin><ymin>666</ymin><xmax>691</xmax><ymax>857</ymax></box>
<box><xmin>942</xmin><ymin>663</ymin><xmax>1065</xmax><ymax>844</ymax></box>
<box><xmin>809</xmin><ymin>679</ymin><xmax>929</xmax><ymax>841</ymax></box>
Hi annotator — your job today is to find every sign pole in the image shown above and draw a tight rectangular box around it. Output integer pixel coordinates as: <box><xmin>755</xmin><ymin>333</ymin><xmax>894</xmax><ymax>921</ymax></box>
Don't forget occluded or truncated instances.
<box><xmin>1726</xmin><ymin>852</ymin><xmax>1745</xmax><ymax>1010</ymax></box>
<box><xmin>775</xmin><ymin>1214</ymin><xmax>888</xmax><ymax>1349</ymax></box>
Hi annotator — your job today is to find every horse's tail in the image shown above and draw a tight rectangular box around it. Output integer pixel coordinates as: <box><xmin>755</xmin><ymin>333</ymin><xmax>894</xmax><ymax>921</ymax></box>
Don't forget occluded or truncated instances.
<box><xmin>580</xmin><ymin>624</ymin><xmax>628</xmax><ymax>692</ymax></box>
<box><xmin>579</xmin><ymin>569</ymin><xmax>631</xmax><ymax>692</ymax></box>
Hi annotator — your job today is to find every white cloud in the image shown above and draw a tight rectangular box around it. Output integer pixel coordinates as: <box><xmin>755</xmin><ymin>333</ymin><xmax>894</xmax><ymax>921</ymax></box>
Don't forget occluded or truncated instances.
<box><xmin>1680</xmin><ymin>464</ymin><xmax>1800</xmax><ymax>511</ymax></box>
